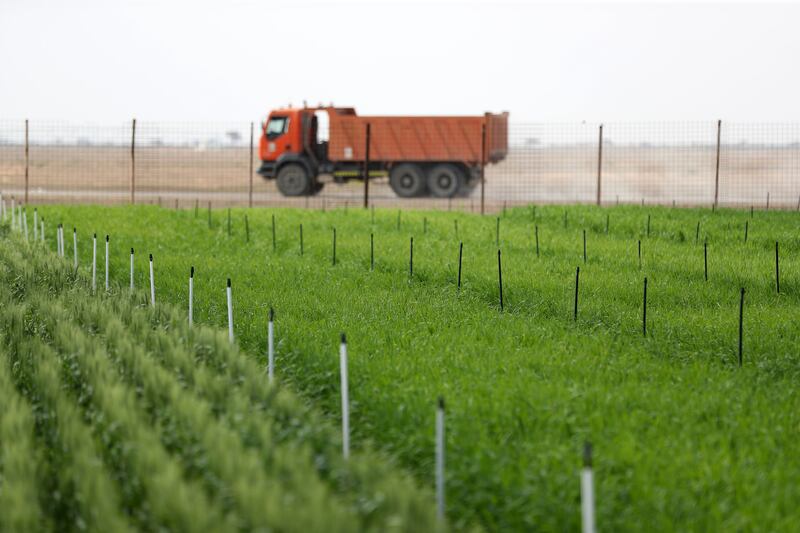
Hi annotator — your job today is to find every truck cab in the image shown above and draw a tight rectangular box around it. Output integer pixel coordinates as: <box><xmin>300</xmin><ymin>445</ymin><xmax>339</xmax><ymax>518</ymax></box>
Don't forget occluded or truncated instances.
<box><xmin>258</xmin><ymin>106</ymin><xmax>355</xmax><ymax>196</ymax></box>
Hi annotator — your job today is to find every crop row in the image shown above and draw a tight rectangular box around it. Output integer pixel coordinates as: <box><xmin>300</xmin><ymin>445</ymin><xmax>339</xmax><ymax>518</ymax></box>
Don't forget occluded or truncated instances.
<box><xmin>0</xmin><ymin>226</ymin><xmax>440</xmax><ymax>532</ymax></box>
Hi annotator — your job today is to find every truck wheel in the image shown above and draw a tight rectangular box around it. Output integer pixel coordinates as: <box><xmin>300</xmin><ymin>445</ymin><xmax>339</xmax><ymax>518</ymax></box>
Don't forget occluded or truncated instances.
<box><xmin>389</xmin><ymin>164</ymin><xmax>427</xmax><ymax>198</ymax></box>
<box><xmin>426</xmin><ymin>164</ymin><xmax>463</xmax><ymax>198</ymax></box>
<box><xmin>276</xmin><ymin>164</ymin><xmax>312</xmax><ymax>196</ymax></box>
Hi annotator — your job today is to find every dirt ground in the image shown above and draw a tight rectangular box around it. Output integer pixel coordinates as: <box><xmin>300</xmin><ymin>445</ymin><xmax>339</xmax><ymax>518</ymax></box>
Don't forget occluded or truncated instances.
<box><xmin>0</xmin><ymin>145</ymin><xmax>797</xmax><ymax>210</ymax></box>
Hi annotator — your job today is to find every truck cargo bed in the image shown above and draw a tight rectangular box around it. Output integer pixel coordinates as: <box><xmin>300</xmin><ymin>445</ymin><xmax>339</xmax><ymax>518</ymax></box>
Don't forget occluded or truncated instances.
<box><xmin>327</xmin><ymin>112</ymin><xmax>508</xmax><ymax>165</ymax></box>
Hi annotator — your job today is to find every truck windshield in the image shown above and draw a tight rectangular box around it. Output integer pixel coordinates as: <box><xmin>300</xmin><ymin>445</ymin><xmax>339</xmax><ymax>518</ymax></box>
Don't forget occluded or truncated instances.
<box><xmin>266</xmin><ymin>116</ymin><xmax>289</xmax><ymax>138</ymax></box>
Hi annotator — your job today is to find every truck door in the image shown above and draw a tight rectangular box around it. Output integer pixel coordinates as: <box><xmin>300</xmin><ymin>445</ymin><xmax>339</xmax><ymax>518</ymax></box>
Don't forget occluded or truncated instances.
<box><xmin>263</xmin><ymin>114</ymin><xmax>292</xmax><ymax>161</ymax></box>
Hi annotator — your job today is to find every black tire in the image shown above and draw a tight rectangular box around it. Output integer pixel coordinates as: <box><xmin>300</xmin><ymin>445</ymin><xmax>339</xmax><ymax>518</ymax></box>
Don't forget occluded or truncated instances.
<box><xmin>276</xmin><ymin>163</ymin><xmax>312</xmax><ymax>196</ymax></box>
<box><xmin>389</xmin><ymin>164</ymin><xmax>427</xmax><ymax>198</ymax></box>
<box><xmin>426</xmin><ymin>164</ymin><xmax>463</xmax><ymax>198</ymax></box>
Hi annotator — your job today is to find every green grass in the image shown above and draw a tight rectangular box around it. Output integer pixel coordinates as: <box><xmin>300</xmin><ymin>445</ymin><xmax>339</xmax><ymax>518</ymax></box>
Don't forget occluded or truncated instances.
<box><xmin>0</xmin><ymin>225</ymin><xmax>439</xmax><ymax>532</ymax></box>
<box><xmin>20</xmin><ymin>203</ymin><xmax>800</xmax><ymax>531</ymax></box>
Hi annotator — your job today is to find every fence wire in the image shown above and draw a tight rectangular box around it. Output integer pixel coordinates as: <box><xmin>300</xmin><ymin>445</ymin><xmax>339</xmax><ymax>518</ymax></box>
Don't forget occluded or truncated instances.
<box><xmin>0</xmin><ymin>119</ymin><xmax>798</xmax><ymax>211</ymax></box>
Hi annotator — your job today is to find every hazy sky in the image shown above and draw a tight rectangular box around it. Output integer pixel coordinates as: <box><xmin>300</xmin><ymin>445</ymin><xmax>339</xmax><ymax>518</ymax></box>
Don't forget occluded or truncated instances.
<box><xmin>1</xmin><ymin>0</ymin><xmax>799</xmax><ymax>122</ymax></box>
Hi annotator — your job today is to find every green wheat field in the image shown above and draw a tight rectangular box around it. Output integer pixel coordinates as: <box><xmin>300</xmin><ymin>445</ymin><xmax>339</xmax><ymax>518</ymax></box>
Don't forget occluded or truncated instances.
<box><xmin>1</xmin><ymin>203</ymin><xmax>798</xmax><ymax>532</ymax></box>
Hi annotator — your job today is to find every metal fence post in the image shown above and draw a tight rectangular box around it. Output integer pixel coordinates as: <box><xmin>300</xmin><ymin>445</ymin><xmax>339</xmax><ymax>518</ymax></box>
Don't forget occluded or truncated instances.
<box><xmin>24</xmin><ymin>119</ymin><xmax>29</xmax><ymax>204</ymax></box>
<box><xmin>714</xmin><ymin>119</ymin><xmax>721</xmax><ymax>208</ymax></box>
<box><xmin>363</xmin><ymin>123</ymin><xmax>371</xmax><ymax>209</ymax></box>
<box><xmin>249</xmin><ymin>121</ymin><xmax>254</xmax><ymax>208</ymax></box>
<box><xmin>130</xmin><ymin>118</ymin><xmax>136</xmax><ymax>204</ymax></box>
<box><xmin>596</xmin><ymin>123</ymin><xmax>603</xmax><ymax>206</ymax></box>
<box><xmin>480</xmin><ymin>123</ymin><xmax>486</xmax><ymax>215</ymax></box>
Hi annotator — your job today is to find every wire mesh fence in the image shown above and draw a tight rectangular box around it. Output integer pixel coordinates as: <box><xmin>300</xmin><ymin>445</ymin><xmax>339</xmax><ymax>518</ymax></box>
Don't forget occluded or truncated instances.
<box><xmin>0</xmin><ymin>118</ymin><xmax>798</xmax><ymax>211</ymax></box>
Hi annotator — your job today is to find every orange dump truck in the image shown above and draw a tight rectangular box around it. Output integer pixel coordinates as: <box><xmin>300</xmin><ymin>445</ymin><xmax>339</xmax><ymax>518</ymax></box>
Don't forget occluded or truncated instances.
<box><xmin>258</xmin><ymin>106</ymin><xmax>508</xmax><ymax>197</ymax></box>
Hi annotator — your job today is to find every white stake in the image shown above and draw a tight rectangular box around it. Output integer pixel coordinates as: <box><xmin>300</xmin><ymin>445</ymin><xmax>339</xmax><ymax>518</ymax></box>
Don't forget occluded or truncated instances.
<box><xmin>10</xmin><ymin>197</ymin><xmax>15</xmax><ymax>229</ymax></box>
<box><xmin>33</xmin><ymin>209</ymin><xmax>38</xmax><ymax>240</ymax></box>
<box><xmin>226</xmin><ymin>278</ymin><xmax>234</xmax><ymax>343</ymax></box>
<box><xmin>58</xmin><ymin>224</ymin><xmax>63</xmax><ymax>256</ymax></box>
<box><xmin>40</xmin><ymin>219</ymin><xmax>44</xmax><ymax>242</ymax></box>
<box><xmin>436</xmin><ymin>396</ymin><xmax>446</xmax><ymax>521</ymax></box>
<box><xmin>339</xmin><ymin>333</ymin><xmax>350</xmax><ymax>460</ymax></box>
<box><xmin>188</xmin><ymin>266</ymin><xmax>194</xmax><ymax>326</ymax></box>
<box><xmin>129</xmin><ymin>248</ymin><xmax>134</xmax><ymax>291</ymax></box>
<box><xmin>91</xmin><ymin>233</ymin><xmax>97</xmax><ymax>293</ymax></box>
<box><xmin>149</xmin><ymin>254</ymin><xmax>155</xmax><ymax>306</ymax></box>
<box><xmin>72</xmin><ymin>228</ymin><xmax>77</xmax><ymax>269</ymax></box>
<box><xmin>22</xmin><ymin>209</ymin><xmax>28</xmax><ymax>241</ymax></box>
<box><xmin>581</xmin><ymin>442</ymin><xmax>596</xmax><ymax>533</ymax></box>
<box><xmin>104</xmin><ymin>235</ymin><xmax>110</xmax><ymax>291</ymax></box>
<box><xmin>267</xmin><ymin>307</ymin><xmax>274</xmax><ymax>382</ymax></box>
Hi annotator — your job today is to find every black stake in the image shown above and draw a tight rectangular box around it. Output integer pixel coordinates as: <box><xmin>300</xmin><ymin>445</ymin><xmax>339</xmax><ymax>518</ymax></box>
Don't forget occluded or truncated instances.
<box><xmin>457</xmin><ymin>242</ymin><xmax>463</xmax><ymax>291</ymax></box>
<box><xmin>424</xmin><ymin>217</ymin><xmax>427</xmax><ymax>235</ymax></box>
<box><xmin>738</xmin><ymin>287</ymin><xmax>745</xmax><ymax>367</ymax></box>
<box><xmin>195</xmin><ymin>199</ymin><xmax>198</xmax><ymax>218</ymax></box>
<box><xmin>704</xmin><ymin>241</ymin><xmax>708</xmax><ymax>281</ymax></box>
<box><xmin>299</xmin><ymin>224</ymin><xmax>303</xmax><ymax>256</ymax></box>
<box><xmin>744</xmin><ymin>220</ymin><xmax>748</xmax><ymax>243</ymax></box>
<box><xmin>227</xmin><ymin>208</ymin><xmax>231</xmax><ymax>236</ymax></box>
<box><xmin>497</xmin><ymin>249</ymin><xmax>504</xmax><ymax>311</ymax></box>
<box><xmin>646</xmin><ymin>214</ymin><xmax>651</xmax><ymax>237</ymax></box>
<box><xmin>563</xmin><ymin>210</ymin><xmax>568</xmax><ymax>229</ymax></box>
<box><xmin>583</xmin><ymin>230</ymin><xmax>587</xmax><ymax>264</ymax></box>
<box><xmin>750</xmin><ymin>205</ymin><xmax>754</xmax><ymax>218</ymax></box>
<box><xmin>271</xmin><ymin>214</ymin><xmax>276</xmax><ymax>251</ymax></box>
<box><xmin>370</xmin><ymin>232</ymin><xmax>374</xmax><ymax>271</ymax></box>
<box><xmin>638</xmin><ymin>240</ymin><xmax>642</xmax><ymax>270</ymax></box>
<box><xmin>409</xmin><ymin>237</ymin><xmax>414</xmax><ymax>278</ymax></box>
<box><xmin>642</xmin><ymin>277</ymin><xmax>648</xmax><ymax>336</ymax></box>
<box><xmin>775</xmin><ymin>241</ymin><xmax>780</xmax><ymax>294</ymax></box>
<box><xmin>535</xmin><ymin>225</ymin><xmax>540</xmax><ymax>258</ymax></box>
<box><xmin>496</xmin><ymin>217</ymin><xmax>500</xmax><ymax>247</ymax></box>
<box><xmin>574</xmin><ymin>266</ymin><xmax>580</xmax><ymax>321</ymax></box>
<box><xmin>245</xmin><ymin>214</ymin><xmax>250</xmax><ymax>243</ymax></box>
<box><xmin>695</xmin><ymin>221</ymin><xmax>700</xmax><ymax>245</ymax></box>
<box><xmin>332</xmin><ymin>227</ymin><xmax>336</xmax><ymax>266</ymax></box>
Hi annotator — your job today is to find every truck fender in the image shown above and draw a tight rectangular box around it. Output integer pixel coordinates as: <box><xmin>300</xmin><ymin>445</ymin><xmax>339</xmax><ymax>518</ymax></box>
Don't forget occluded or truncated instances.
<box><xmin>276</xmin><ymin>153</ymin><xmax>315</xmax><ymax>178</ymax></box>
